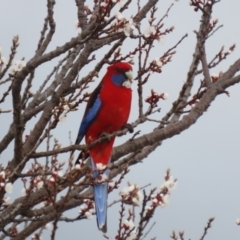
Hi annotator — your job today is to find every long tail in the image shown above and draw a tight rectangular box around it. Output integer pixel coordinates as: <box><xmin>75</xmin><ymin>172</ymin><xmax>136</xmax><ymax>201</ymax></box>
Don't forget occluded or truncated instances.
<box><xmin>92</xmin><ymin>163</ymin><xmax>110</xmax><ymax>233</ymax></box>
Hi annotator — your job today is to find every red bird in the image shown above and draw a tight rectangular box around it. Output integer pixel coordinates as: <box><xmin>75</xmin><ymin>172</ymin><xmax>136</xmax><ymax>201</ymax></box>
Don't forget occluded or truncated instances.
<box><xmin>75</xmin><ymin>62</ymin><xmax>133</xmax><ymax>232</ymax></box>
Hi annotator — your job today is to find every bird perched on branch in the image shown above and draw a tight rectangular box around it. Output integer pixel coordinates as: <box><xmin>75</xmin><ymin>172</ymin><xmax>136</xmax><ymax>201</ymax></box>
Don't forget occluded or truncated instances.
<box><xmin>74</xmin><ymin>62</ymin><xmax>133</xmax><ymax>232</ymax></box>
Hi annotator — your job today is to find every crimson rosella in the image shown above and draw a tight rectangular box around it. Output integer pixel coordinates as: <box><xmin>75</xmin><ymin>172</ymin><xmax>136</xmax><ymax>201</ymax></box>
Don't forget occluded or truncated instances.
<box><xmin>75</xmin><ymin>62</ymin><xmax>133</xmax><ymax>232</ymax></box>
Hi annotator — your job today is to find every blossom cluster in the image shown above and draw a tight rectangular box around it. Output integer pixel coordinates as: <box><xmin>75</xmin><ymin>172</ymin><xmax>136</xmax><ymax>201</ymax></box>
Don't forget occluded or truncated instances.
<box><xmin>120</xmin><ymin>183</ymin><xmax>143</xmax><ymax>206</ymax></box>
<box><xmin>0</xmin><ymin>47</ymin><xmax>7</xmax><ymax>66</ymax></box>
<box><xmin>145</xmin><ymin>90</ymin><xmax>169</xmax><ymax>108</ymax></box>
<box><xmin>79</xmin><ymin>199</ymin><xmax>95</xmax><ymax>220</ymax></box>
<box><xmin>21</xmin><ymin>162</ymin><xmax>64</xmax><ymax>196</ymax></box>
<box><xmin>75</xmin><ymin>159</ymin><xmax>85</xmax><ymax>170</ymax></box>
<box><xmin>48</xmin><ymin>170</ymin><xmax>63</xmax><ymax>184</ymax></box>
<box><xmin>111</xmin><ymin>13</ymin><xmax>136</xmax><ymax>37</ymax></box>
<box><xmin>93</xmin><ymin>163</ymin><xmax>109</xmax><ymax>183</ymax></box>
<box><xmin>190</xmin><ymin>0</ymin><xmax>214</xmax><ymax>11</ymax></box>
<box><xmin>0</xmin><ymin>171</ymin><xmax>13</xmax><ymax>194</ymax></box>
<box><xmin>146</xmin><ymin>171</ymin><xmax>177</xmax><ymax>210</ymax></box>
<box><xmin>152</xmin><ymin>176</ymin><xmax>176</xmax><ymax>207</ymax></box>
<box><xmin>10</xmin><ymin>60</ymin><xmax>26</xmax><ymax>74</ymax></box>
<box><xmin>52</xmin><ymin>100</ymin><xmax>71</xmax><ymax>124</ymax></box>
<box><xmin>0</xmin><ymin>45</ymin><xmax>26</xmax><ymax>74</ymax></box>
<box><xmin>121</xmin><ymin>219</ymin><xmax>136</xmax><ymax>240</ymax></box>
<box><xmin>211</xmin><ymin>73</ymin><xmax>220</xmax><ymax>83</ymax></box>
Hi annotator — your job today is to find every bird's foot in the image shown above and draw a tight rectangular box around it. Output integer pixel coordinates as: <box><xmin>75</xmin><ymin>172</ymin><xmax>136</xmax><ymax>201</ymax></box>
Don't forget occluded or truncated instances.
<box><xmin>99</xmin><ymin>132</ymin><xmax>111</xmax><ymax>141</ymax></box>
<box><xmin>123</xmin><ymin>123</ymin><xmax>134</xmax><ymax>133</ymax></box>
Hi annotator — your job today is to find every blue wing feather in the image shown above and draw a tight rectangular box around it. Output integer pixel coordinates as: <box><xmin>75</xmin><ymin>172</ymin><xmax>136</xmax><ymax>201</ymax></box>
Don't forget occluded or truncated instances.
<box><xmin>76</xmin><ymin>96</ymin><xmax>101</xmax><ymax>144</ymax></box>
<box><xmin>74</xmin><ymin>83</ymin><xmax>102</xmax><ymax>145</ymax></box>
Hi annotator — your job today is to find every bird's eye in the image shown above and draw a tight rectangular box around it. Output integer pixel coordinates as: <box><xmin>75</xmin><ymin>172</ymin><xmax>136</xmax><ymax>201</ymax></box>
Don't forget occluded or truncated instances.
<box><xmin>115</xmin><ymin>68</ymin><xmax>123</xmax><ymax>74</ymax></box>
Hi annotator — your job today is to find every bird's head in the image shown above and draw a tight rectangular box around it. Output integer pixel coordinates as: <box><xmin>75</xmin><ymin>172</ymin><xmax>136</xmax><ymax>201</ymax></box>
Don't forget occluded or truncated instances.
<box><xmin>107</xmin><ymin>62</ymin><xmax>133</xmax><ymax>88</ymax></box>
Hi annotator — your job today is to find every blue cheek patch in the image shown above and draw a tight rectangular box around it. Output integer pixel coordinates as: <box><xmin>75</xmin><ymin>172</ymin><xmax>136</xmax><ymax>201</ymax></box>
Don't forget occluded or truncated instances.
<box><xmin>112</xmin><ymin>74</ymin><xmax>126</xmax><ymax>86</ymax></box>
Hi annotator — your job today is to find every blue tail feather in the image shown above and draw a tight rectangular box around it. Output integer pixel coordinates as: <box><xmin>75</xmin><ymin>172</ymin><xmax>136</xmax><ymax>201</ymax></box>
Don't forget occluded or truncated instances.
<box><xmin>92</xmin><ymin>161</ymin><xmax>110</xmax><ymax>232</ymax></box>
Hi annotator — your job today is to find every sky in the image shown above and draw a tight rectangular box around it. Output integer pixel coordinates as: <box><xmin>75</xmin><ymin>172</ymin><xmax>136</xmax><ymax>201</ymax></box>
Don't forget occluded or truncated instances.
<box><xmin>0</xmin><ymin>0</ymin><xmax>240</xmax><ymax>239</ymax></box>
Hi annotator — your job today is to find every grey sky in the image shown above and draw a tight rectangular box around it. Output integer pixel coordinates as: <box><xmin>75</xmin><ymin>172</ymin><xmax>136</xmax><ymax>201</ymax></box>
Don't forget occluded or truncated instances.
<box><xmin>0</xmin><ymin>0</ymin><xmax>240</xmax><ymax>239</ymax></box>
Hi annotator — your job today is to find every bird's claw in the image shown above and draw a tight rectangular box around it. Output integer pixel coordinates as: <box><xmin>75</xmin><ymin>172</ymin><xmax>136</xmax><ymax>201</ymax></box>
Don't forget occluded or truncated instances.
<box><xmin>100</xmin><ymin>132</ymin><xmax>111</xmax><ymax>141</ymax></box>
<box><xmin>123</xmin><ymin>123</ymin><xmax>134</xmax><ymax>133</ymax></box>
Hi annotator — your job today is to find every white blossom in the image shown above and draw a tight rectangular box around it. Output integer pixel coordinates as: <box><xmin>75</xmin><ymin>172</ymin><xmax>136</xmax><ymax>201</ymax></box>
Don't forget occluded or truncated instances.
<box><xmin>5</xmin><ymin>182</ymin><xmax>13</xmax><ymax>193</ymax></box>
<box><xmin>37</xmin><ymin>181</ymin><xmax>44</xmax><ymax>189</ymax></box>
<box><xmin>124</xmin><ymin>19</ymin><xmax>136</xmax><ymax>37</ymax></box>
<box><xmin>11</xmin><ymin>60</ymin><xmax>26</xmax><ymax>74</ymax></box>
<box><xmin>154</xmin><ymin>58</ymin><xmax>162</xmax><ymax>67</ymax></box>
<box><xmin>15</xmin><ymin>60</ymin><xmax>26</xmax><ymax>70</ymax></box>
<box><xmin>98</xmin><ymin>173</ymin><xmax>108</xmax><ymax>183</ymax></box>
<box><xmin>90</xmin><ymin>207</ymin><xmax>96</xmax><ymax>214</ymax></box>
<box><xmin>104</xmin><ymin>16</ymin><xmax>110</xmax><ymax>22</ymax></box>
<box><xmin>0</xmin><ymin>171</ymin><xmax>6</xmax><ymax>179</ymax></box>
<box><xmin>161</xmin><ymin>176</ymin><xmax>177</xmax><ymax>191</ymax></box>
<box><xmin>162</xmin><ymin>93</ymin><xmax>169</xmax><ymax>100</ymax></box>
<box><xmin>128</xmin><ymin>185</ymin><xmax>135</xmax><ymax>192</ymax></box>
<box><xmin>63</xmin><ymin>105</ymin><xmax>70</xmax><ymax>111</ymax></box>
<box><xmin>145</xmin><ymin>205</ymin><xmax>153</xmax><ymax>211</ymax></box>
<box><xmin>132</xmin><ymin>191</ymin><xmax>143</xmax><ymax>205</ymax></box>
<box><xmin>120</xmin><ymin>184</ymin><xmax>143</xmax><ymax>205</ymax></box>
<box><xmin>115</xmin><ymin>12</ymin><xmax>124</xmax><ymax>20</ymax></box>
<box><xmin>148</xmin><ymin>17</ymin><xmax>153</xmax><ymax>23</ymax></box>
<box><xmin>45</xmin><ymin>223</ymin><xmax>51</xmax><ymax>230</ymax></box>
<box><xmin>57</xmin><ymin>171</ymin><xmax>63</xmax><ymax>177</ymax></box>
<box><xmin>162</xmin><ymin>194</ymin><xmax>170</xmax><ymax>206</ymax></box>
<box><xmin>158</xmin><ymin>36</ymin><xmax>165</xmax><ymax>45</ymax></box>
<box><xmin>49</xmin><ymin>177</ymin><xmax>55</xmax><ymax>183</ymax></box>
<box><xmin>211</xmin><ymin>73</ymin><xmax>219</xmax><ymax>78</ymax></box>
<box><xmin>85</xmin><ymin>211</ymin><xmax>93</xmax><ymax>219</ymax></box>
<box><xmin>120</xmin><ymin>186</ymin><xmax>129</xmax><ymax>195</ymax></box>
<box><xmin>96</xmin><ymin>163</ymin><xmax>106</xmax><ymax>171</ymax></box>
<box><xmin>3</xmin><ymin>196</ymin><xmax>11</xmax><ymax>205</ymax></box>
<box><xmin>28</xmin><ymin>89</ymin><xmax>35</xmax><ymax>96</ymax></box>
<box><xmin>108</xmin><ymin>181</ymin><xmax>115</xmax><ymax>188</ymax></box>
<box><xmin>75</xmin><ymin>21</ymin><xmax>80</xmax><ymax>28</ymax></box>
<box><xmin>13</xmin><ymin>35</ymin><xmax>19</xmax><ymax>44</ymax></box>
<box><xmin>123</xmin><ymin>219</ymin><xmax>135</xmax><ymax>230</ymax></box>
<box><xmin>75</xmin><ymin>164</ymin><xmax>81</xmax><ymax>170</ymax></box>
<box><xmin>80</xmin><ymin>205</ymin><xmax>87</xmax><ymax>212</ymax></box>
<box><xmin>100</xmin><ymin>1</ymin><xmax>108</xmax><ymax>7</ymax></box>
<box><xmin>236</xmin><ymin>219</ymin><xmax>240</xmax><ymax>225</ymax></box>
<box><xmin>151</xmin><ymin>193</ymin><xmax>156</xmax><ymax>199</ymax></box>
<box><xmin>0</xmin><ymin>56</ymin><xmax>7</xmax><ymax>65</ymax></box>
<box><xmin>143</xmin><ymin>26</ymin><xmax>156</xmax><ymax>37</ymax></box>
<box><xmin>0</xmin><ymin>47</ymin><xmax>7</xmax><ymax>65</ymax></box>
<box><xmin>21</xmin><ymin>188</ymin><xmax>26</xmax><ymax>196</ymax></box>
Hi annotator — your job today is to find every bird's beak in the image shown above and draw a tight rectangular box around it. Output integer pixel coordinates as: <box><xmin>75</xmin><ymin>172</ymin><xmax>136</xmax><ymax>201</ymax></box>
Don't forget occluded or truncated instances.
<box><xmin>125</xmin><ymin>71</ymin><xmax>133</xmax><ymax>82</ymax></box>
